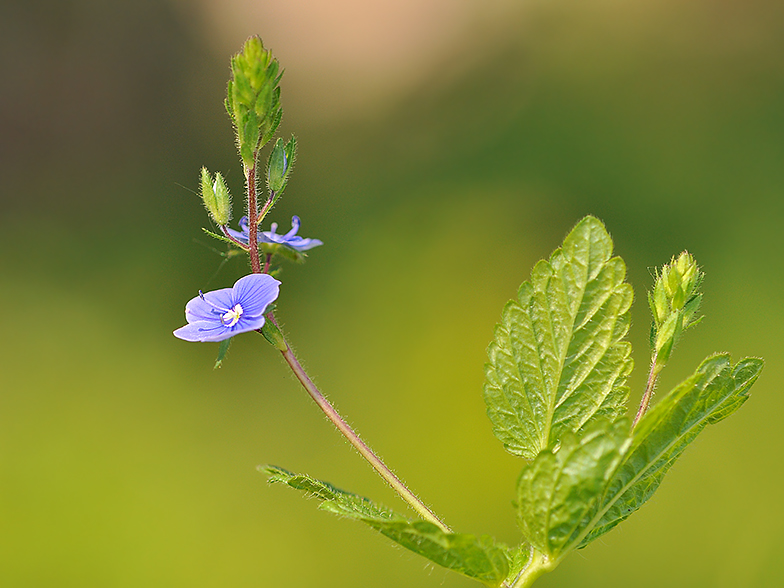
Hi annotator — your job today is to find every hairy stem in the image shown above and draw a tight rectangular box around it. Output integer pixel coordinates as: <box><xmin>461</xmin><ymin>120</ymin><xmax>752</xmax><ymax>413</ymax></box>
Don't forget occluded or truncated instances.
<box><xmin>246</xmin><ymin>163</ymin><xmax>262</xmax><ymax>273</ymax></box>
<box><xmin>633</xmin><ymin>350</ymin><xmax>660</xmax><ymax>429</ymax></box>
<box><xmin>257</xmin><ymin>190</ymin><xmax>276</xmax><ymax>226</ymax></box>
<box><xmin>220</xmin><ymin>226</ymin><xmax>250</xmax><ymax>250</ymax></box>
<box><xmin>272</xmin><ymin>320</ymin><xmax>451</xmax><ymax>532</ymax></box>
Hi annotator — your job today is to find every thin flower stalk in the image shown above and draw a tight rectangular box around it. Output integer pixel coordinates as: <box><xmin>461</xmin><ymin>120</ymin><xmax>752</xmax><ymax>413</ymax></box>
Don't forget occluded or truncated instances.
<box><xmin>268</xmin><ymin>314</ymin><xmax>452</xmax><ymax>533</ymax></box>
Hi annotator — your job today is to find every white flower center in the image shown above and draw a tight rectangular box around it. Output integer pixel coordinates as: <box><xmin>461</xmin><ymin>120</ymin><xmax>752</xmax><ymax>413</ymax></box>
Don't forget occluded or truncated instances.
<box><xmin>222</xmin><ymin>303</ymin><xmax>243</xmax><ymax>327</ymax></box>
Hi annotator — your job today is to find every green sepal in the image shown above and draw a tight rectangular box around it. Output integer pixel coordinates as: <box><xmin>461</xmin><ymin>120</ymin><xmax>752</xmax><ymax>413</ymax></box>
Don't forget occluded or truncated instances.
<box><xmin>260</xmin><ymin>466</ymin><xmax>511</xmax><ymax>587</ymax></box>
<box><xmin>214</xmin><ymin>338</ymin><xmax>232</xmax><ymax>369</ymax></box>
<box><xmin>260</xmin><ymin>241</ymin><xmax>306</xmax><ymax>263</ymax></box>
<box><xmin>484</xmin><ymin>216</ymin><xmax>633</xmax><ymax>459</ymax></box>
<box><xmin>260</xmin><ymin>314</ymin><xmax>287</xmax><ymax>351</ymax></box>
<box><xmin>578</xmin><ymin>354</ymin><xmax>763</xmax><ymax>547</ymax></box>
<box><xmin>260</xmin><ymin>107</ymin><xmax>283</xmax><ymax>151</ymax></box>
<box><xmin>199</xmin><ymin>167</ymin><xmax>219</xmax><ymax>222</ymax></box>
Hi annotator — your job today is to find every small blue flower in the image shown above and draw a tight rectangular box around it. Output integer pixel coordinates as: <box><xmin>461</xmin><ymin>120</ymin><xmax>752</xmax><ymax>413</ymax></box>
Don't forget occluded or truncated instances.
<box><xmin>264</xmin><ymin>215</ymin><xmax>323</xmax><ymax>251</ymax></box>
<box><xmin>173</xmin><ymin>274</ymin><xmax>280</xmax><ymax>342</ymax></box>
<box><xmin>226</xmin><ymin>216</ymin><xmax>323</xmax><ymax>252</ymax></box>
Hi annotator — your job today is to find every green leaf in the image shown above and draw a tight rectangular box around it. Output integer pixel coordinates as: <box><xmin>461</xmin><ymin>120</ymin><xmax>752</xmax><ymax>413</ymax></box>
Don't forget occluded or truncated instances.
<box><xmin>578</xmin><ymin>354</ymin><xmax>763</xmax><ymax>546</ymax></box>
<box><xmin>517</xmin><ymin>418</ymin><xmax>629</xmax><ymax>559</ymax></box>
<box><xmin>214</xmin><ymin>338</ymin><xmax>232</xmax><ymax>369</ymax></box>
<box><xmin>260</xmin><ymin>466</ymin><xmax>511</xmax><ymax>587</ymax></box>
<box><xmin>484</xmin><ymin>216</ymin><xmax>633</xmax><ymax>459</ymax></box>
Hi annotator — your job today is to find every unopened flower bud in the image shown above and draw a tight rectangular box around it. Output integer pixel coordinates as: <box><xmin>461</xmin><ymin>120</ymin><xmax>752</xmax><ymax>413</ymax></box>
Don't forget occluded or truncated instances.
<box><xmin>200</xmin><ymin>167</ymin><xmax>232</xmax><ymax>225</ymax></box>
<box><xmin>266</xmin><ymin>135</ymin><xmax>297</xmax><ymax>201</ymax></box>
<box><xmin>267</xmin><ymin>138</ymin><xmax>288</xmax><ymax>193</ymax></box>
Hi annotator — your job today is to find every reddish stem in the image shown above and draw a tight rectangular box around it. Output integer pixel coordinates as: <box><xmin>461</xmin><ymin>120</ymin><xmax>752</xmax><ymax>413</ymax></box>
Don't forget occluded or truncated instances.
<box><xmin>220</xmin><ymin>226</ymin><xmax>249</xmax><ymax>251</ymax></box>
<box><xmin>246</xmin><ymin>164</ymin><xmax>262</xmax><ymax>273</ymax></box>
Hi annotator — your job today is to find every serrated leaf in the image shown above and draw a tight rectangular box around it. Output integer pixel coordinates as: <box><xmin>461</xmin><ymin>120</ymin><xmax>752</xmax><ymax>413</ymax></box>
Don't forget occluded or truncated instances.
<box><xmin>578</xmin><ymin>354</ymin><xmax>762</xmax><ymax>546</ymax></box>
<box><xmin>517</xmin><ymin>418</ymin><xmax>629</xmax><ymax>559</ymax></box>
<box><xmin>484</xmin><ymin>216</ymin><xmax>633</xmax><ymax>459</ymax></box>
<box><xmin>260</xmin><ymin>465</ymin><xmax>510</xmax><ymax>587</ymax></box>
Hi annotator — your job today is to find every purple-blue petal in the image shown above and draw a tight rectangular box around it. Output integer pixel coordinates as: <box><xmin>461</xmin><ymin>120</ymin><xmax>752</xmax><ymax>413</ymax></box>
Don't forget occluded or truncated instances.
<box><xmin>228</xmin><ymin>215</ymin><xmax>276</xmax><ymax>244</ymax></box>
<box><xmin>184</xmin><ymin>287</ymin><xmax>234</xmax><ymax>321</ymax></box>
<box><xmin>231</xmin><ymin>273</ymin><xmax>281</xmax><ymax>317</ymax></box>
<box><xmin>173</xmin><ymin>321</ymin><xmax>227</xmax><ymax>342</ymax></box>
<box><xmin>225</xmin><ymin>226</ymin><xmax>250</xmax><ymax>244</ymax></box>
<box><xmin>284</xmin><ymin>216</ymin><xmax>301</xmax><ymax>238</ymax></box>
<box><xmin>288</xmin><ymin>237</ymin><xmax>324</xmax><ymax>251</ymax></box>
<box><xmin>173</xmin><ymin>314</ymin><xmax>266</xmax><ymax>342</ymax></box>
<box><xmin>259</xmin><ymin>215</ymin><xmax>322</xmax><ymax>251</ymax></box>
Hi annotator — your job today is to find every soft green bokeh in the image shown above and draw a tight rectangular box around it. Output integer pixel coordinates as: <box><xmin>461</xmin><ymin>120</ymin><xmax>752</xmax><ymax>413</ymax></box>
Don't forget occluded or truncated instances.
<box><xmin>1</xmin><ymin>1</ymin><xmax>782</xmax><ymax>586</ymax></box>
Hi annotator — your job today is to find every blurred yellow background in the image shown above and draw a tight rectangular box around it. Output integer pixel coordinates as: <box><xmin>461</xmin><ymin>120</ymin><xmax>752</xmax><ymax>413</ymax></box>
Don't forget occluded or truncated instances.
<box><xmin>1</xmin><ymin>0</ymin><xmax>782</xmax><ymax>586</ymax></box>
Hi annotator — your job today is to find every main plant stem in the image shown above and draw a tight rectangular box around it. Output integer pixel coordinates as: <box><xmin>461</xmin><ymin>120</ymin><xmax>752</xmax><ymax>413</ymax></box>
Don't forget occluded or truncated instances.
<box><xmin>246</xmin><ymin>163</ymin><xmax>262</xmax><ymax>273</ymax></box>
<box><xmin>273</xmin><ymin>321</ymin><xmax>451</xmax><ymax>533</ymax></box>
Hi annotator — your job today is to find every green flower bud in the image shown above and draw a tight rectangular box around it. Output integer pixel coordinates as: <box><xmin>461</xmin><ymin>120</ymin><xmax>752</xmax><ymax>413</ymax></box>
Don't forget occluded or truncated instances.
<box><xmin>199</xmin><ymin>167</ymin><xmax>232</xmax><ymax>225</ymax></box>
<box><xmin>266</xmin><ymin>135</ymin><xmax>297</xmax><ymax>198</ymax></box>
<box><xmin>267</xmin><ymin>138</ymin><xmax>288</xmax><ymax>193</ymax></box>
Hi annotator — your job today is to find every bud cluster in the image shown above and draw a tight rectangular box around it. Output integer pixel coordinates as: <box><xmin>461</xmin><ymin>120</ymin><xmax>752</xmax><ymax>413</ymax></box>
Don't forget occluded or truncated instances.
<box><xmin>647</xmin><ymin>251</ymin><xmax>704</xmax><ymax>367</ymax></box>
<box><xmin>225</xmin><ymin>36</ymin><xmax>283</xmax><ymax>169</ymax></box>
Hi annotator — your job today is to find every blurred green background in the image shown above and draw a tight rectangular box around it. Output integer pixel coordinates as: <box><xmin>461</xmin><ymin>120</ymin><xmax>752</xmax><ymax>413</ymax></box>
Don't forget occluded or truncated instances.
<box><xmin>1</xmin><ymin>0</ymin><xmax>782</xmax><ymax>586</ymax></box>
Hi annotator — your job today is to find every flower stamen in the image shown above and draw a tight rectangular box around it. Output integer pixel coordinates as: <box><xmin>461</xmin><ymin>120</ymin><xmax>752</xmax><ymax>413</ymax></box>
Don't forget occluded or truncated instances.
<box><xmin>221</xmin><ymin>303</ymin><xmax>244</xmax><ymax>327</ymax></box>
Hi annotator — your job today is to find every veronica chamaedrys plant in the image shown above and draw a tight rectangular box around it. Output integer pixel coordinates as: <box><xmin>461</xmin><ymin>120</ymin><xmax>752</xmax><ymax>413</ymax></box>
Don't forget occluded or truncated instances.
<box><xmin>175</xmin><ymin>36</ymin><xmax>764</xmax><ymax>588</ymax></box>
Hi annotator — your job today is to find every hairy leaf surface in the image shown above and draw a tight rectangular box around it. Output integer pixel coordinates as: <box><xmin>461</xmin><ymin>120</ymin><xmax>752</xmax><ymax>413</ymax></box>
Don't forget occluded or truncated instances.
<box><xmin>260</xmin><ymin>466</ymin><xmax>511</xmax><ymax>587</ymax></box>
<box><xmin>578</xmin><ymin>354</ymin><xmax>762</xmax><ymax>546</ymax></box>
<box><xmin>484</xmin><ymin>216</ymin><xmax>633</xmax><ymax>459</ymax></box>
<box><xmin>517</xmin><ymin>419</ymin><xmax>629</xmax><ymax>558</ymax></box>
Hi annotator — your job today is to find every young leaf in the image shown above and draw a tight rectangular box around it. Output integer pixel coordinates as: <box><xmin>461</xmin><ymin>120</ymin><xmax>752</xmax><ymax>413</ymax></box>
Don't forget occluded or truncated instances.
<box><xmin>578</xmin><ymin>354</ymin><xmax>763</xmax><ymax>547</ymax></box>
<box><xmin>260</xmin><ymin>465</ymin><xmax>511</xmax><ymax>587</ymax></box>
<box><xmin>516</xmin><ymin>418</ymin><xmax>629</xmax><ymax>559</ymax></box>
<box><xmin>484</xmin><ymin>216</ymin><xmax>633</xmax><ymax>459</ymax></box>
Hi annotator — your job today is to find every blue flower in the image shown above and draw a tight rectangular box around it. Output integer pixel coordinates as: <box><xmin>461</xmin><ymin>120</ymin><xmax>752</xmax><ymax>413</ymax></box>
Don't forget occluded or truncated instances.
<box><xmin>226</xmin><ymin>216</ymin><xmax>323</xmax><ymax>252</ymax></box>
<box><xmin>173</xmin><ymin>273</ymin><xmax>280</xmax><ymax>342</ymax></box>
